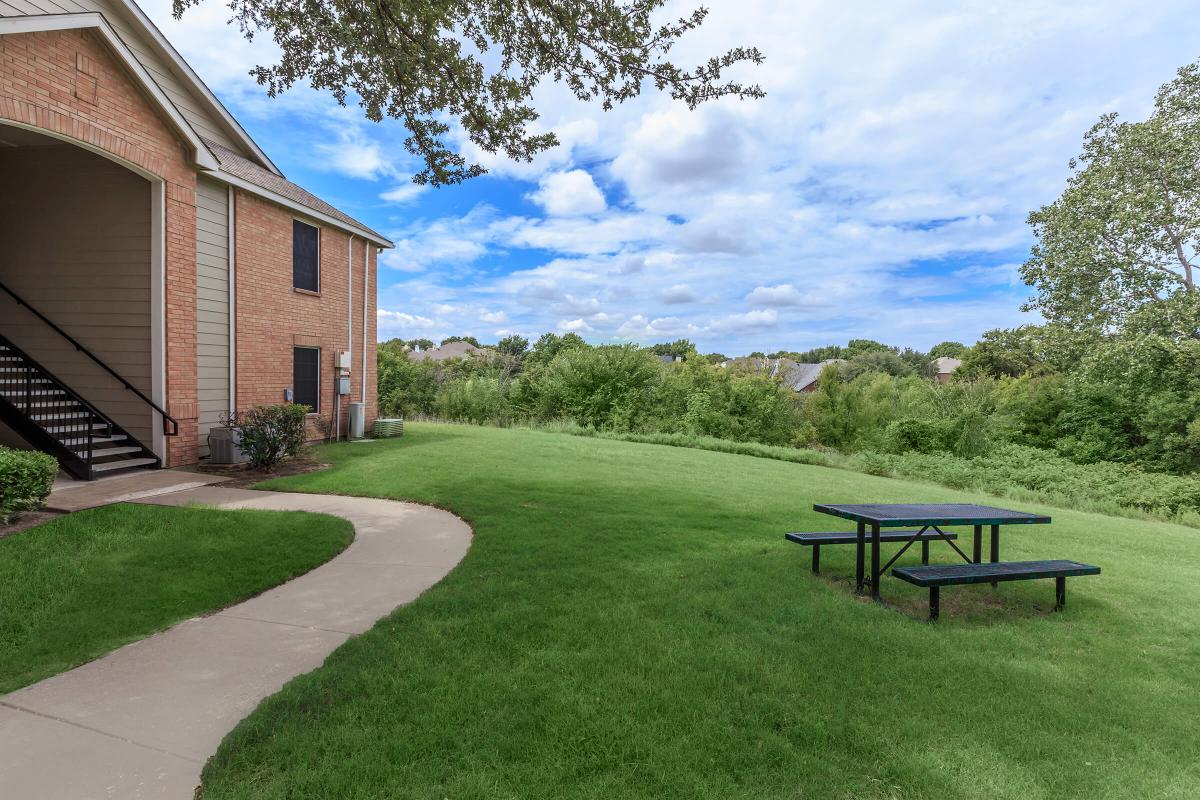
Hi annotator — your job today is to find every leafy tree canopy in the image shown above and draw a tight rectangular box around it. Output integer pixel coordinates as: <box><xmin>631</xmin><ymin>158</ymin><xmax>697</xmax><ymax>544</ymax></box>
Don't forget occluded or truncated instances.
<box><xmin>441</xmin><ymin>335</ymin><xmax>483</xmax><ymax>348</ymax></box>
<box><xmin>1022</xmin><ymin>60</ymin><xmax>1199</xmax><ymax>337</ymax></box>
<box><xmin>929</xmin><ymin>341</ymin><xmax>967</xmax><ymax>359</ymax></box>
<box><xmin>649</xmin><ymin>339</ymin><xmax>697</xmax><ymax>359</ymax></box>
<box><xmin>176</xmin><ymin>0</ymin><xmax>764</xmax><ymax>185</ymax></box>
<box><xmin>496</xmin><ymin>334</ymin><xmax>530</xmax><ymax>357</ymax></box>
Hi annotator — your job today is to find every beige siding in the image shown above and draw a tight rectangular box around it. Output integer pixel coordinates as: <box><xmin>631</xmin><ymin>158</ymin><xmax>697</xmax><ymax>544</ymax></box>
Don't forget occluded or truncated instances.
<box><xmin>0</xmin><ymin>0</ymin><xmax>247</xmax><ymax>153</ymax></box>
<box><xmin>195</xmin><ymin>176</ymin><xmax>230</xmax><ymax>457</ymax></box>
<box><xmin>0</xmin><ymin>143</ymin><xmax>153</xmax><ymax>445</ymax></box>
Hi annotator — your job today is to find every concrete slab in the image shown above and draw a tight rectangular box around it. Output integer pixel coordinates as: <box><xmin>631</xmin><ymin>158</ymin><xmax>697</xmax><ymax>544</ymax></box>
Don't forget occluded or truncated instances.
<box><xmin>4</xmin><ymin>615</ymin><xmax>348</xmax><ymax>762</ymax></box>
<box><xmin>0</xmin><ymin>486</ymin><xmax>472</xmax><ymax>798</ymax></box>
<box><xmin>0</xmin><ymin>705</ymin><xmax>200</xmax><ymax>800</ymax></box>
<box><xmin>47</xmin><ymin>469</ymin><xmax>230</xmax><ymax>512</ymax></box>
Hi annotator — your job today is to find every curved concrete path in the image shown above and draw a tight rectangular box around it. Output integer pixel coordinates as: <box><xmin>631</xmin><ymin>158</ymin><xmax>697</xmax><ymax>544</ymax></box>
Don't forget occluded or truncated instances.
<box><xmin>0</xmin><ymin>486</ymin><xmax>472</xmax><ymax>799</ymax></box>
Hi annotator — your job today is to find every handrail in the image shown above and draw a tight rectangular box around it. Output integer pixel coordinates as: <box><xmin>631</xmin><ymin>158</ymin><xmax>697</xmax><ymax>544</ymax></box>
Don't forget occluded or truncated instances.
<box><xmin>0</xmin><ymin>332</ymin><xmax>114</xmax><ymax>428</ymax></box>
<box><xmin>0</xmin><ymin>280</ymin><xmax>178</xmax><ymax>436</ymax></box>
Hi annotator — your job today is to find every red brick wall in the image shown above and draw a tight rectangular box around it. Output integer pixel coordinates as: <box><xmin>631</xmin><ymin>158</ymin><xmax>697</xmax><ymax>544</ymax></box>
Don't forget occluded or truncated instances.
<box><xmin>233</xmin><ymin>191</ymin><xmax>378</xmax><ymax>438</ymax></box>
<box><xmin>0</xmin><ymin>28</ymin><xmax>199</xmax><ymax>465</ymax></box>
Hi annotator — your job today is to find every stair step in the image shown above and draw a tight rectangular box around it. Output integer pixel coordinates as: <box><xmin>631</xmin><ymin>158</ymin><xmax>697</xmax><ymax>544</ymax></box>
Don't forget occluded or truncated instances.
<box><xmin>91</xmin><ymin>457</ymin><xmax>158</xmax><ymax>473</ymax></box>
<box><xmin>0</xmin><ymin>383</ymin><xmax>57</xmax><ymax>393</ymax></box>
<box><xmin>91</xmin><ymin>445</ymin><xmax>144</xmax><ymax>458</ymax></box>
<box><xmin>0</xmin><ymin>388</ymin><xmax>64</xmax><ymax>397</ymax></box>
<box><xmin>31</xmin><ymin>411</ymin><xmax>88</xmax><ymax>422</ymax></box>
<box><xmin>45</xmin><ymin>422</ymin><xmax>109</xmax><ymax>435</ymax></box>
<box><xmin>63</xmin><ymin>434</ymin><xmax>128</xmax><ymax>449</ymax></box>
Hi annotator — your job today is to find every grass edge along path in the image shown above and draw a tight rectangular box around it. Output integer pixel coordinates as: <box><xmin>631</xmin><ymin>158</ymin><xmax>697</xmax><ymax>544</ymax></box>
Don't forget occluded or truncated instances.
<box><xmin>199</xmin><ymin>423</ymin><xmax>1200</xmax><ymax>800</ymax></box>
<box><xmin>0</xmin><ymin>503</ymin><xmax>353</xmax><ymax>693</ymax></box>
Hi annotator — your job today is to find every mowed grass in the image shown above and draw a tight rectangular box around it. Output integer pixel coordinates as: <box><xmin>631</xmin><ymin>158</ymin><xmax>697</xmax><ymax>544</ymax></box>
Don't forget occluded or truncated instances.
<box><xmin>200</xmin><ymin>423</ymin><xmax>1200</xmax><ymax>799</ymax></box>
<box><xmin>0</xmin><ymin>503</ymin><xmax>352</xmax><ymax>693</ymax></box>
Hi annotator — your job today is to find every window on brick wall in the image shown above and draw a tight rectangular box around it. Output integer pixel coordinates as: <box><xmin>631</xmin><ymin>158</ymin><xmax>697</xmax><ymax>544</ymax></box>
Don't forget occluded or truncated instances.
<box><xmin>293</xmin><ymin>219</ymin><xmax>320</xmax><ymax>292</ymax></box>
<box><xmin>293</xmin><ymin>346</ymin><xmax>320</xmax><ymax>413</ymax></box>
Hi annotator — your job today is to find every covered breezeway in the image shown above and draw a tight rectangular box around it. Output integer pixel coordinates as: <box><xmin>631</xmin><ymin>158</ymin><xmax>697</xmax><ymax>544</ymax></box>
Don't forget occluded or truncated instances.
<box><xmin>0</xmin><ymin>121</ymin><xmax>167</xmax><ymax>469</ymax></box>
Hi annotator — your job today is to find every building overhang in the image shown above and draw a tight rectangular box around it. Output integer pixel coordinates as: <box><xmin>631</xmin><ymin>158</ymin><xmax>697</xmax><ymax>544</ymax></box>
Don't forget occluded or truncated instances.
<box><xmin>0</xmin><ymin>13</ymin><xmax>219</xmax><ymax>171</ymax></box>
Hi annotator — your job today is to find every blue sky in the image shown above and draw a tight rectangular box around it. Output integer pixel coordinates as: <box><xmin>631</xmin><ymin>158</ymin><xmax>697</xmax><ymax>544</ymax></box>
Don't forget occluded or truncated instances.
<box><xmin>143</xmin><ymin>0</ymin><xmax>1199</xmax><ymax>355</ymax></box>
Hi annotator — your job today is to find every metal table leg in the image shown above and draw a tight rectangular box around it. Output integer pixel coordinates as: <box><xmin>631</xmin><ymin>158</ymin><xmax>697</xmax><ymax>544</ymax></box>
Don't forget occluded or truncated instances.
<box><xmin>870</xmin><ymin>522</ymin><xmax>881</xmax><ymax>600</ymax></box>
<box><xmin>990</xmin><ymin>523</ymin><xmax>1000</xmax><ymax>586</ymax></box>
<box><xmin>855</xmin><ymin>521</ymin><xmax>865</xmax><ymax>593</ymax></box>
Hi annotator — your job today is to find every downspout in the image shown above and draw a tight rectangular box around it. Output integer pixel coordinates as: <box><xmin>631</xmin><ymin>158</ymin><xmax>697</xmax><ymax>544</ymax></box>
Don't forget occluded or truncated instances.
<box><xmin>227</xmin><ymin>186</ymin><xmax>236</xmax><ymax>417</ymax></box>
<box><xmin>342</xmin><ymin>234</ymin><xmax>354</xmax><ymax>441</ymax></box>
<box><xmin>361</xmin><ymin>240</ymin><xmax>369</xmax><ymax>403</ymax></box>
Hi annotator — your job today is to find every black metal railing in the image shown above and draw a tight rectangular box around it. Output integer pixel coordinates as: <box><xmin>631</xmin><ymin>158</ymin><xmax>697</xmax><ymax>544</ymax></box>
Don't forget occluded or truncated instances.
<box><xmin>0</xmin><ymin>336</ymin><xmax>108</xmax><ymax>464</ymax></box>
<box><xmin>0</xmin><ymin>280</ymin><xmax>178</xmax><ymax>436</ymax></box>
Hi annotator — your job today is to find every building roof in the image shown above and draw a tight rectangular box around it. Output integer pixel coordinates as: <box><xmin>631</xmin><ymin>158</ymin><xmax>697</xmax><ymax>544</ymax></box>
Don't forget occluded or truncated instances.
<box><xmin>721</xmin><ymin>357</ymin><xmax>844</xmax><ymax>391</ymax></box>
<box><xmin>932</xmin><ymin>356</ymin><xmax>963</xmax><ymax>374</ymax></box>
<box><xmin>0</xmin><ymin>2</ymin><xmax>392</xmax><ymax>247</ymax></box>
<box><xmin>408</xmin><ymin>342</ymin><xmax>490</xmax><ymax>362</ymax></box>
<box><xmin>204</xmin><ymin>139</ymin><xmax>390</xmax><ymax>245</ymax></box>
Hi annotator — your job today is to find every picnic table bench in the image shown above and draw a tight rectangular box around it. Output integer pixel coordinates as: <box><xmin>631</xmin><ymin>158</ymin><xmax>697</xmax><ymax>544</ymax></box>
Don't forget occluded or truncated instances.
<box><xmin>784</xmin><ymin>529</ymin><xmax>958</xmax><ymax>574</ymax></box>
<box><xmin>787</xmin><ymin>503</ymin><xmax>1101</xmax><ymax>619</ymax></box>
<box><xmin>893</xmin><ymin>560</ymin><xmax>1101</xmax><ymax>620</ymax></box>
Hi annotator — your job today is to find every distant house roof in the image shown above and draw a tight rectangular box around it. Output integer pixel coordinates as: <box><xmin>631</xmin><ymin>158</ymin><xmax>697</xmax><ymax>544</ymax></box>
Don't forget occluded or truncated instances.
<box><xmin>203</xmin><ymin>139</ymin><xmax>391</xmax><ymax>246</ymax></box>
<box><xmin>720</xmin><ymin>357</ymin><xmax>844</xmax><ymax>392</ymax></box>
<box><xmin>932</xmin><ymin>356</ymin><xmax>963</xmax><ymax>375</ymax></box>
<box><xmin>408</xmin><ymin>341</ymin><xmax>490</xmax><ymax>362</ymax></box>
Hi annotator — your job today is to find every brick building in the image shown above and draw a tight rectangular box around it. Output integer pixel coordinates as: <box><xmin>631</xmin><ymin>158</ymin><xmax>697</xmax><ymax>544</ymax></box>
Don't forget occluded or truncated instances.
<box><xmin>0</xmin><ymin>0</ymin><xmax>391</xmax><ymax>478</ymax></box>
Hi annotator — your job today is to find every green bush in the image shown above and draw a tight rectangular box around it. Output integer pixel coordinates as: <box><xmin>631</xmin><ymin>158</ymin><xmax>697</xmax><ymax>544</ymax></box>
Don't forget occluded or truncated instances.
<box><xmin>882</xmin><ymin>418</ymin><xmax>948</xmax><ymax>454</ymax></box>
<box><xmin>0</xmin><ymin>446</ymin><xmax>57</xmax><ymax>523</ymax></box>
<box><xmin>378</xmin><ymin>349</ymin><xmax>439</xmax><ymax>418</ymax></box>
<box><xmin>436</xmin><ymin>377</ymin><xmax>509</xmax><ymax>425</ymax></box>
<box><xmin>234</xmin><ymin>404</ymin><xmax>309</xmax><ymax>472</ymax></box>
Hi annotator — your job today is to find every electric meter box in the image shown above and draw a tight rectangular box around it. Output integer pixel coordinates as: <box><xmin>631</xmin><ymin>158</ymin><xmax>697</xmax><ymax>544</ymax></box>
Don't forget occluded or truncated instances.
<box><xmin>336</xmin><ymin>377</ymin><xmax>351</xmax><ymax>396</ymax></box>
<box><xmin>336</xmin><ymin>351</ymin><xmax>352</xmax><ymax>371</ymax></box>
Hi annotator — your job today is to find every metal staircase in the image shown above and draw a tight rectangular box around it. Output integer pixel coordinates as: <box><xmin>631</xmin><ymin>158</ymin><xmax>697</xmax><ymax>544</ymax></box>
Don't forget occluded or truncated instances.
<box><xmin>0</xmin><ymin>334</ymin><xmax>163</xmax><ymax>479</ymax></box>
<box><xmin>0</xmin><ymin>281</ymin><xmax>178</xmax><ymax>480</ymax></box>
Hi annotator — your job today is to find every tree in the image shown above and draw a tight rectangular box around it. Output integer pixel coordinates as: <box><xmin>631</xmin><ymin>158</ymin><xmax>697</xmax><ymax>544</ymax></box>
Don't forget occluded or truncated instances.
<box><xmin>929</xmin><ymin>341</ymin><xmax>966</xmax><ymax>359</ymax></box>
<box><xmin>176</xmin><ymin>0</ymin><xmax>764</xmax><ymax>186</ymax></box>
<box><xmin>1022</xmin><ymin>60</ymin><xmax>1199</xmax><ymax>337</ymax></box>
<box><xmin>649</xmin><ymin>339</ymin><xmax>696</xmax><ymax>360</ymax></box>
<box><xmin>496</xmin><ymin>334</ymin><xmax>530</xmax><ymax>358</ymax></box>
<box><xmin>441</xmin><ymin>335</ymin><xmax>482</xmax><ymax>348</ymax></box>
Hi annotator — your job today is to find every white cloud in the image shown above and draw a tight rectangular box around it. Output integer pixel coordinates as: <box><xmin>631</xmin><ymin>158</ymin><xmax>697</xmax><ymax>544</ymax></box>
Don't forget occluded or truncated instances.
<box><xmin>479</xmin><ymin>309</ymin><xmax>509</xmax><ymax>324</ymax></box>
<box><xmin>377</xmin><ymin>310</ymin><xmax>436</xmax><ymax>329</ymax></box>
<box><xmin>380</xmin><ymin>182</ymin><xmax>429</xmax><ymax>204</ymax></box>
<box><xmin>558</xmin><ymin>318</ymin><xmax>594</xmax><ymax>333</ymax></box>
<box><xmin>658</xmin><ymin>284</ymin><xmax>699</xmax><ymax>304</ymax></box>
<box><xmin>745</xmin><ymin>284</ymin><xmax>805</xmax><ymax>307</ymax></box>
<box><xmin>528</xmin><ymin>169</ymin><xmax>607</xmax><ymax>216</ymax></box>
<box><xmin>317</xmin><ymin>130</ymin><xmax>390</xmax><ymax>180</ymax></box>
<box><xmin>708</xmin><ymin>310</ymin><xmax>779</xmax><ymax>333</ymax></box>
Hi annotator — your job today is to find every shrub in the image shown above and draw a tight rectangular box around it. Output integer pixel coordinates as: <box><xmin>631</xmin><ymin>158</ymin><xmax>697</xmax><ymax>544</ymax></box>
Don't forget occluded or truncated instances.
<box><xmin>0</xmin><ymin>446</ymin><xmax>57</xmax><ymax>523</ymax></box>
<box><xmin>882</xmin><ymin>418</ymin><xmax>948</xmax><ymax>454</ymax></box>
<box><xmin>234</xmin><ymin>404</ymin><xmax>309</xmax><ymax>472</ymax></box>
<box><xmin>436</xmin><ymin>377</ymin><xmax>509</xmax><ymax>425</ymax></box>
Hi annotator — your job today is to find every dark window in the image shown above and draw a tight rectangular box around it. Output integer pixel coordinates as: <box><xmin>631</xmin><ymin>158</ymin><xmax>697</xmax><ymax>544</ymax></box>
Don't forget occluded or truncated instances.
<box><xmin>293</xmin><ymin>347</ymin><xmax>320</xmax><ymax>413</ymax></box>
<box><xmin>293</xmin><ymin>220</ymin><xmax>320</xmax><ymax>291</ymax></box>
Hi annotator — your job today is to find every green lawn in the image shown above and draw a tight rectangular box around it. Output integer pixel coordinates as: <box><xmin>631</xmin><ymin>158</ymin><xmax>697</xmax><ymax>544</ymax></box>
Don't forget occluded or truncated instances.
<box><xmin>0</xmin><ymin>503</ymin><xmax>352</xmax><ymax>693</ymax></box>
<box><xmin>200</xmin><ymin>423</ymin><xmax>1199</xmax><ymax>799</ymax></box>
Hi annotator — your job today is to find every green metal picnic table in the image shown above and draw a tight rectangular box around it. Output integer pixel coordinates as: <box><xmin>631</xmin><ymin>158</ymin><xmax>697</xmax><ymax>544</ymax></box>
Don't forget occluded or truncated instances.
<box><xmin>811</xmin><ymin>503</ymin><xmax>1052</xmax><ymax>600</ymax></box>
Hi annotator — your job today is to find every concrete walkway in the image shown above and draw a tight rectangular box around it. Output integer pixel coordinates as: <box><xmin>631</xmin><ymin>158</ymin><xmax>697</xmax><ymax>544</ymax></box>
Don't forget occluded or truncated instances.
<box><xmin>0</xmin><ymin>486</ymin><xmax>472</xmax><ymax>799</ymax></box>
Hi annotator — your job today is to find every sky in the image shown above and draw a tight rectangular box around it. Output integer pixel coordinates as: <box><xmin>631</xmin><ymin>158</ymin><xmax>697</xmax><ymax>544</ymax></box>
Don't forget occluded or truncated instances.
<box><xmin>141</xmin><ymin>0</ymin><xmax>1199</xmax><ymax>356</ymax></box>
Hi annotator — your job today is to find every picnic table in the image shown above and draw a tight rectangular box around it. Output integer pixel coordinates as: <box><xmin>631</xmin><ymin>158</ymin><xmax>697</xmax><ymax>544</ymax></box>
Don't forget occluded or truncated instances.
<box><xmin>810</xmin><ymin>503</ymin><xmax>1051</xmax><ymax>600</ymax></box>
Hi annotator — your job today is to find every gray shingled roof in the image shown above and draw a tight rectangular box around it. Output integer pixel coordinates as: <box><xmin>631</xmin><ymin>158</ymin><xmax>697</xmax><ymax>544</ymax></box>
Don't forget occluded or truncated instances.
<box><xmin>722</xmin><ymin>357</ymin><xmax>844</xmax><ymax>391</ymax></box>
<box><xmin>202</xmin><ymin>138</ymin><xmax>389</xmax><ymax>243</ymax></box>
